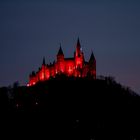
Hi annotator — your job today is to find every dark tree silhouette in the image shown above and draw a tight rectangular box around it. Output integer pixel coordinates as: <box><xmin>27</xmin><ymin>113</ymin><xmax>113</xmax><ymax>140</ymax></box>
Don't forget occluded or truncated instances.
<box><xmin>0</xmin><ymin>75</ymin><xmax>140</xmax><ymax>139</ymax></box>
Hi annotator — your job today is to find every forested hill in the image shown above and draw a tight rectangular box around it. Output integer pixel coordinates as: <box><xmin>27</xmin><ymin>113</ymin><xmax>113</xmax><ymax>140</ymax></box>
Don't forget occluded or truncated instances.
<box><xmin>0</xmin><ymin>75</ymin><xmax>140</xmax><ymax>139</ymax></box>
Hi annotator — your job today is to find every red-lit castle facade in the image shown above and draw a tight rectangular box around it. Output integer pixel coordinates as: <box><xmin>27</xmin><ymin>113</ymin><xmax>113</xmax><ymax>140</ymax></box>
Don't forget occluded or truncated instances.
<box><xmin>28</xmin><ymin>39</ymin><xmax>96</xmax><ymax>86</ymax></box>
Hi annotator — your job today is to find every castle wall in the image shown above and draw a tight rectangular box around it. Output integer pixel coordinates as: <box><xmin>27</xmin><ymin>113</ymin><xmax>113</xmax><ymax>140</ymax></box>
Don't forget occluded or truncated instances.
<box><xmin>28</xmin><ymin>40</ymin><xmax>96</xmax><ymax>86</ymax></box>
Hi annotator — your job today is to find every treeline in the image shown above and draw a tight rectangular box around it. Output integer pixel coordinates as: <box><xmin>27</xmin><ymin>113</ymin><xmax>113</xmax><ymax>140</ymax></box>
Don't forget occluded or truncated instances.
<box><xmin>0</xmin><ymin>75</ymin><xmax>140</xmax><ymax>139</ymax></box>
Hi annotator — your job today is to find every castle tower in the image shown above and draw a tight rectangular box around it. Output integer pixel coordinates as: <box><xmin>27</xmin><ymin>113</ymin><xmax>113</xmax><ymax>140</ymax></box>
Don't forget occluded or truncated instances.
<box><xmin>42</xmin><ymin>57</ymin><xmax>45</xmax><ymax>66</ymax></box>
<box><xmin>56</xmin><ymin>44</ymin><xmax>65</xmax><ymax>73</ymax></box>
<box><xmin>74</xmin><ymin>38</ymin><xmax>84</xmax><ymax>69</ymax></box>
<box><xmin>28</xmin><ymin>39</ymin><xmax>96</xmax><ymax>86</ymax></box>
<box><xmin>29</xmin><ymin>71</ymin><xmax>37</xmax><ymax>86</ymax></box>
<box><xmin>88</xmin><ymin>51</ymin><xmax>96</xmax><ymax>79</ymax></box>
<box><xmin>38</xmin><ymin>57</ymin><xmax>46</xmax><ymax>81</ymax></box>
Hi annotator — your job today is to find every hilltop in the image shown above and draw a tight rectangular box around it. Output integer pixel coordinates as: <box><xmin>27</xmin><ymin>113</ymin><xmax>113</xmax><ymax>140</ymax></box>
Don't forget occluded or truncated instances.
<box><xmin>0</xmin><ymin>75</ymin><xmax>140</xmax><ymax>139</ymax></box>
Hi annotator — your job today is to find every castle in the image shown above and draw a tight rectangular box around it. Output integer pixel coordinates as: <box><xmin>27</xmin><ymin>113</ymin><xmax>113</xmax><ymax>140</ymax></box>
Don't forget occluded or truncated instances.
<box><xmin>28</xmin><ymin>38</ymin><xmax>96</xmax><ymax>86</ymax></box>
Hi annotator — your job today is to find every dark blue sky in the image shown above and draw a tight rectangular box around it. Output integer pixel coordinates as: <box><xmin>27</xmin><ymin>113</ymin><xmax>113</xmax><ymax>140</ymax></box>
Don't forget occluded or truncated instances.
<box><xmin>0</xmin><ymin>0</ymin><xmax>140</xmax><ymax>94</ymax></box>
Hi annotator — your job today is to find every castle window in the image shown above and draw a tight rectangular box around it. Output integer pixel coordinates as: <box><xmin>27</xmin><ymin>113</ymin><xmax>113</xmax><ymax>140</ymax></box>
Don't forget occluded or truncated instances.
<box><xmin>42</xmin><ymin>73</ymin><xmax>44</xmax><ymax>79</ymax></box>
<box><xmin>56</xmin><ymin>70</ymin><xmax>58</xmax><ymax>74</ymax></box>
<box><xmin>68</xmin><ymin>66</ymin><xmax>73</xmax><ymax>74</ymax></box>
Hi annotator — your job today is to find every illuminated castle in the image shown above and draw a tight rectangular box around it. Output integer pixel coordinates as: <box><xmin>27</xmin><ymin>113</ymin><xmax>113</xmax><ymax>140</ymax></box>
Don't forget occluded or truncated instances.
<box><xmin>28</xmin><ymin>38</ymin><xmax>96</xmax><ymax>86</ymax></box>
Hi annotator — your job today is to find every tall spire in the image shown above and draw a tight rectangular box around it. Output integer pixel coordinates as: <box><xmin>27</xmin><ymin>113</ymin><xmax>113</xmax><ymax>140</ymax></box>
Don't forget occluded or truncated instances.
<box><xmin>42</xmin><ymin>57</ymin><xmax>45</xmax><ymax>65</ymax></box>
<box><xmin>77</xmin><ymin>37</ymin><xmax>81</xmax><ymax>48</ymax></box>
<box><xmin>89</xmin><ymin>51</ymin><xmax>95</xmax><ymax>63</ymax></box>
<box><xmin>57</xmin><ymin>44</ymin><xmax>64</xmax><ymax>55</ymax></box>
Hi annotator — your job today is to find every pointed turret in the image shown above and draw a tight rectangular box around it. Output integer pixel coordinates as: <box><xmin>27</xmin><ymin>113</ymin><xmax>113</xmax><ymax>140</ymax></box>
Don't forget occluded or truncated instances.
<box><xmin>74</xmin><ymin>38</ymin><xmax>84</xmax><ymax>69</ymax></box>
<box><xmin>75</xmin><ymin>38</ymin><xmax>82</xmax><ymax>56</ymax></box>
<box><xmin>57</xmin><ymin>44</ymin><xmax>64</xmax><ymax>62</ymax></box>
<box><xmin>88</xmin><ymin>51</ymin><xmax>96</xmax><ymax>79</ymax></box>
<box><xmin>89</xmin><ymin>51</ymin><xmax>95</xmax><ymax>63</ymax></box>
<box><xmin>57</xmin><ymin>44</ymin><xmax>65</xmax><ymax>72</ymax></box>
<box><xmin>57</xmin><ymin>44</ymin><xmax>64</xmax><ymax>56</ymax></box>
<box><xmin>42</xmin><ymin>57</ymin><xmax>46</xmax><ymax>65</ymax></box>
<box><xmin>77</xmin><ymin>37</ymin><xmax>81</xmax><ymax>48</ymax></box>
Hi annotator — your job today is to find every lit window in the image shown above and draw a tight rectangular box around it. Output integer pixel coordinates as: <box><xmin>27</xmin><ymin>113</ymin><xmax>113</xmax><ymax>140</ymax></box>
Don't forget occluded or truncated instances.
<box><xmin>68</xmin><ymin>67</ymin><xmax>72</xmax><ymax>73</ymax></box>
<box><xmin>42</xmin><ymin>73</ymin><xmax>44</xmax><ymax>79</ymax></box>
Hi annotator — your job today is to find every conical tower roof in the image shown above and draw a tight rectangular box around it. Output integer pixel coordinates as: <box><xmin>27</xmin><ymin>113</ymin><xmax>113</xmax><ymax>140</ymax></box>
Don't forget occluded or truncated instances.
<box><xmin>89</xmin><ymin>51</ymin><xmax>95</xmax><ymax>63</ymax></box>
<box><xmin>42</xmin><ymin>57</ymin><xmax>45</xmax><ymax>65</ymax></box>
<box><xmin>57</xmin><ymin>44</ymin><xmax>64</xmax><ymax>55</ymax></box>
<box><xmin>77</xmin><ymin>37</ymin><xmax>81</xmax><ymax>47</ymax></box>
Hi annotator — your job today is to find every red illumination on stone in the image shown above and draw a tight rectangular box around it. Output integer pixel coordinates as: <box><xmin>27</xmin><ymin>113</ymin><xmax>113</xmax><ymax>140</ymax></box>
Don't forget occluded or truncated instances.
<box><xmin>28</xmin><ymin>39</ymin><xmax>96</xmax><ymax>86</ymax></box>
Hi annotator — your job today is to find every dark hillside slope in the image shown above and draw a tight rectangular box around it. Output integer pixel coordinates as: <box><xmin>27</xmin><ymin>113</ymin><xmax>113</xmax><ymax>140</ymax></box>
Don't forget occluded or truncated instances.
<box><xmin>0</xmin><ymin>77</ymin><xmax>140</xmax><ymax>139</ymax></box>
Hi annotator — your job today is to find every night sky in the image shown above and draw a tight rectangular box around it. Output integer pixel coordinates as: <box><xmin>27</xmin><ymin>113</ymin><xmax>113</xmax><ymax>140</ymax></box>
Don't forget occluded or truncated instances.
<box><xmin>0</xmin><ymin>0</ymin><xmax>140</xmax><ymax>94</ymax></box>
